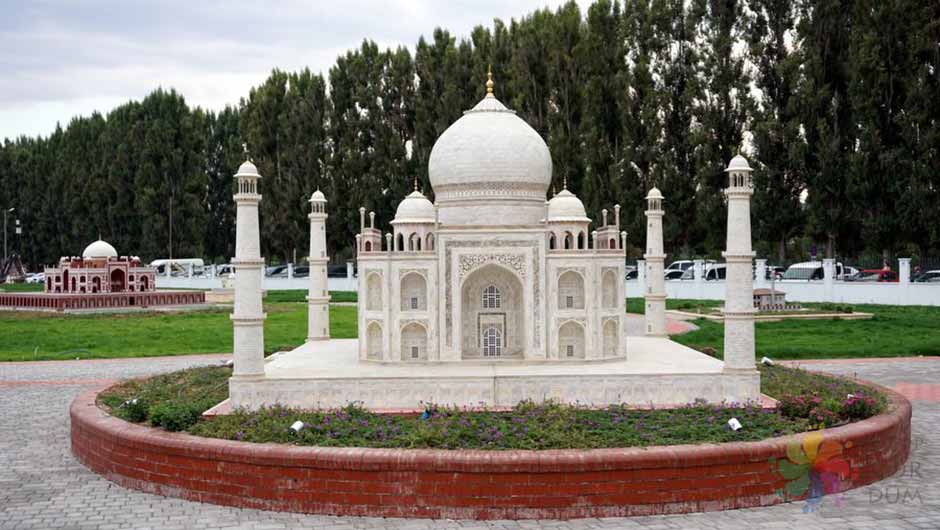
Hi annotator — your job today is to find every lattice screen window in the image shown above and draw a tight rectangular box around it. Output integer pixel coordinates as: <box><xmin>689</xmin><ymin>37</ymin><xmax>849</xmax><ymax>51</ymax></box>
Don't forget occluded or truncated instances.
<box><xmin>482</xmin><ymin>326</ymin><xmax>502</xmax><ymax>356</ymax></box>
<box><xmin>482</xmin><ymin>285</ymin><xmax>501</xmax><ymax>309</ymax></box>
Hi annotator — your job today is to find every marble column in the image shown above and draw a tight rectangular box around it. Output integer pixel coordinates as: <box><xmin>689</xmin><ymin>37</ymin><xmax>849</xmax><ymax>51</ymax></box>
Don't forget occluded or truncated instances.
<box><xmin>307</xmin><ymin>190</ymin><xmax>331</xmax><ymax>341</ymax></box>
<box><xmin>231</xmin><ymin>160</ymin><xmax>266</xmax><ymax>378</ymax></box>
<box><xmin>722</xmin><ymin>155</ymin><xmax>757</xmax><ymax>372</ymax></box>
<box><xmin>644</xmin><ymin>188</ymin><xmax>667</xmax><ymax>337</ymax></box>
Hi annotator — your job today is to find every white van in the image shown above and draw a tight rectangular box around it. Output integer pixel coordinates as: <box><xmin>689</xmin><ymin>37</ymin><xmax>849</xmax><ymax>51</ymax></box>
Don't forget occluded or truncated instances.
<box><xmin>782</xmin><ymin>261</ymin><xmax>846</xmax><ymax>280</ymax></box>
<box><xmin>150</xmin><ymin>258</ymin><xmax>206</xmax><ymax>277</ymax></box>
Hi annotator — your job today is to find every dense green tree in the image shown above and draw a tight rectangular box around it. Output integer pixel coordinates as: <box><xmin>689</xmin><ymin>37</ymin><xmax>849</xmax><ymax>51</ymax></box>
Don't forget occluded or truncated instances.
<box><xmin>798</xmin><ymin>0</ymin><xmax>858</xmax><ymax>258</ymax></box>
<box><xmin>745</xmin><ymin>0</ymin><xmax>806</xmax><ymax>262</ymax></box>
<box><xmin>692</xmin><ymin>0</ymin><xmax>752</xmax><ymax>254</ymax></box>
<box><xmin>578</xmin><ymin>0</ymin><xmax>627</xmax><ymax>217</ymax></box>
<box><xmin>204</xmin><ymin>106</ymin><xmax>240</xmax><ymax>262</ymax></box>
<box><xmin>653</xmin><ymin>0</ymin><xmax>703</xmax><ymax>255</ymax></box>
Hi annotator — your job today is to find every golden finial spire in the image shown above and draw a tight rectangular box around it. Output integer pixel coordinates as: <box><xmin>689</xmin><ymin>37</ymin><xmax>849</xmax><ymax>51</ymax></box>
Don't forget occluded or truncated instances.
<box><xmin>486</xmin><ymin>64</ymin><xmax>494</xmax><ymax>96</ymax></box>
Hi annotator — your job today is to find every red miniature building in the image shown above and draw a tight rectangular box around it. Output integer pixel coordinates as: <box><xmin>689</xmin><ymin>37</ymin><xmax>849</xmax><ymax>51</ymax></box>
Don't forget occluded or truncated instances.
<box><xmin>0</xmin><ymin>239</ymin><xmax>204</xmax><ymax>312</ymax></box>
<box><xmin>44</xmin><ymin>240</ymin><xmax>156</xmax><ymax>294</ymax></box>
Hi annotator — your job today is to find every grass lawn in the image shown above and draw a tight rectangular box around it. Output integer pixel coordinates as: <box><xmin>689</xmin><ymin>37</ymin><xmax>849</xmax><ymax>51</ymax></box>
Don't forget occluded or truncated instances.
<box><xmin>655</xmin><ymin>301</ymin><xmax>940</xmax><ymax>359</ymax></box>
<box><xmin>0</xmin><ymin>283</ymin><xmax>43</xmax><ymax>292</ymax></box>
<box><xmin>3</xmin><ymin>286</ymin><xmax>937</xmax><ymax>360</ymax></box>
<box><xmin>264</xmin><ymin>290</ymin><xmax>357</xmax><ymax>303</ymax></box>
<box><xmin>0</xmin><ymin>296</ymin><xmax>358</xmax><ymax>361</ymax></box>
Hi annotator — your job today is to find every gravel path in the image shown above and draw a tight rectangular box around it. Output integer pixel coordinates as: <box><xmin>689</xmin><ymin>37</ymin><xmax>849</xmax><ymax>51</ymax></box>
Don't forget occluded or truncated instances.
<box><xmin>0</xmin><ymin>355</ymin><xmax>937</xmax><ymax>530</ymax></box>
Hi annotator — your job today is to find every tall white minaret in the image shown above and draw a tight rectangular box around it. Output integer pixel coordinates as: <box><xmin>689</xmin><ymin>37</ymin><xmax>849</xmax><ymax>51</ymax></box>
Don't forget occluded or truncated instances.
<box><xmin>231</xmin><ymin>160</ymin><xmax>266</xmax><ymax>379</ymax></box>
<box><xmin>644</xmin><ymin>187</ymin><xmax>667</xmax><ymax>337</ymax></box>
<box><xmin>722</xmin><ymin>155</ymin><xmax>756</xmax><ymax>372</ymax></box>
<box><xmin>307</xmin><ymin>189</ymin><xmax>330</xmax><ymax>341</ymax></box>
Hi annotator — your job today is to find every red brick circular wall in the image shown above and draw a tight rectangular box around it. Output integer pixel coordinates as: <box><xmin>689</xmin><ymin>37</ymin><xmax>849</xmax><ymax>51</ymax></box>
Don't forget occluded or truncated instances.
<box><xmin>70</xmin><ymin>383</ymin><xmax>911</xmax><ymax>519</ymax></box>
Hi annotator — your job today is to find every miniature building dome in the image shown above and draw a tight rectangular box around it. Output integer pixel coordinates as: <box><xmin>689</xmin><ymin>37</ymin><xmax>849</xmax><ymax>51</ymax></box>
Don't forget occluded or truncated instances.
<box><xmin>82</xmin><ymin>239</ymin><xmax>118</xmax><ymax>259</ymax></box>
<box><xmin>310</xmin><ymin>189</ymin><xmax>327</xmax><ymax>203</ymax></box>
<box><xmin>392</xmin><ymin>190</ymin><xmax>435</xmax><ymax>224</ymax></box>
<box><xmin>427</xmin><ymin>75</ymin><xmax>552</xmax><ymax>225</ymax></box>
<box><xmin>645</xmin><ymin>187</ymin><xmax>664</xmax><ymax>201</ymax></box>
<box><xmin>725</xmin><ymin>154</ymin><xmax>752</xmax><ymax>173</ymax></box>
<box><xmin>546</xmin><ymin>189</ymin><xmax>590</xmax><ymax>222</ymax></box>
<box><xmin>234</xmin><ymin>160</ymin><xmax>261</xmax><ymax>178</ymax></box>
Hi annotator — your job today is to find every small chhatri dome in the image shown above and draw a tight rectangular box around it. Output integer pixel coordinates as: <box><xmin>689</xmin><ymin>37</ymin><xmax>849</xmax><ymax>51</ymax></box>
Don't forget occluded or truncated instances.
<box><xmin>82</xmin><ymin>239</ymin><xmax>118</xmax><ymax>259</ymax></box>
<box><xmin>547</xmin><ymin>189</ymin><xmax>590</xmax><ymax>222</ymax></box>
<box><xmin>235</xmin><ymin>160</ymin><xmax>261</xmax><ymax>178</ymax></box>
<box><xmin>392</xmin><ymin>190</ymin><xmax>435</xmax><ymax>224</ymax></box>
<box><xmin>725</xmin><ymin>154</ymin><xmax>752</xmax><ymax>173</ymax></box>
<box><xmin>309</xmin><ymin>189</ymin><xmax>326</xmax><ymax>203</ymax></box>
<box><xmin>645</xmin><ymin>187</ymin><xmax>664</xmax><ymax>201</ymax></box>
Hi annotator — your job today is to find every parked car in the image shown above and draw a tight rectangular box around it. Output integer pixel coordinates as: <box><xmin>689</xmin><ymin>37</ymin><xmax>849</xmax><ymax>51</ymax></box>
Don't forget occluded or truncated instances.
<box><xmin>664</xmin><ymin>269</ymin><xmax>685</xmax><ymax>280</ymax></box>
<box><xmin>756</xmin><ymin>265</ymin><xmax>785</xmax><ymax>280</ymax></box>
<box><xmin>782</xmin><ymin>261</ymin><xmax>848</xmax><ymax>280</ymax></box>
<box><xmin>841</xmin><ymin>266</ymin><xmax>859</xmax><ymax>279</ymax></box>
<box><xmin>215</xmin><ymin>264</ymin><xmax>235</xmax><ymax>278</ymax></box>
<box><xmin>665</xmin><ymin>260</ymin><xmax>695</xmax><ymax>274</ymax></box>
<box><xmin>327</xmin><ymin>264</ymin><xmax>354</xmax><ymax>278</ymax></box>
<box><xmin>265</xmin><ymin>265</ymin><xmax>289</xmax><ymax>277</ymax></box>
<box><xmin>680</xmin><ymin>263</ymin><xmax>726</xmax><ymax>281</ymax></box>
<box><xmin>292</xmin><ymin>265</ymin><xmax>309</xmax><ymax>278</ymax></box>
<box><xmin>913</xmin><ymin>270</ymin><xmax>940</xmax><ymax>283</ymax></box>
<box><xmin>25</xmin><ymin>272</ymin><xmax>45</xmax><ymax>284</ymax></box>
<box><xmin>624</xmin><ymin>265</ymin><xmax>637</xmax><ymax>280</ymax></box>
<box><xmin>848</xmin><ymin>269</ymin><xmax>899</xmax><ymax>283</ymax></box>
<box><xmin>150</xmin><ymin>258</ymin><xmax>205</xmax><ymax>277</ymax></box>
<box><xmin>667</xmin><ymin>260</ymin><xmax>717</xmax><ymax>280</ymax></box>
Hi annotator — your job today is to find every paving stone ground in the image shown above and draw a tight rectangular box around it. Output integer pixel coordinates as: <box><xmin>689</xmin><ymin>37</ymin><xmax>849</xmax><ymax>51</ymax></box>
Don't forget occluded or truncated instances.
<box><xmin>0</xmin><ymin>354</ymin><xmax>937</xmax><ymax>530</ymax></box>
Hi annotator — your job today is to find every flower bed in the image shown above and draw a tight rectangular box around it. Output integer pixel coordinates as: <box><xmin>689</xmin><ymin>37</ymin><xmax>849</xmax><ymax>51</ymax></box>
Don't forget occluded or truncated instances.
<box><xmin>98</xmin><ymin>364</ymin><xmax>887</xmax><ymax>448</ymax></box>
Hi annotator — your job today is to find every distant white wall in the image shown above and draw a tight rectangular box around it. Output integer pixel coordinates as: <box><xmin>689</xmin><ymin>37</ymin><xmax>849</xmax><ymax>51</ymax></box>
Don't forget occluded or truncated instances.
<box><xmin>626</xmin><ymin>279</ymin><xmax>940</xmax><ymax>307</ymax></box>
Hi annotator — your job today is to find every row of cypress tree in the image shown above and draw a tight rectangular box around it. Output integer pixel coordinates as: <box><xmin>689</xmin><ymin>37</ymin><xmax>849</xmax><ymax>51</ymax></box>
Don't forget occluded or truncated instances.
<box><xmin>1</xmin><ymin>0</ymin><xmax>938</xmax><ymax>269</ymax></box>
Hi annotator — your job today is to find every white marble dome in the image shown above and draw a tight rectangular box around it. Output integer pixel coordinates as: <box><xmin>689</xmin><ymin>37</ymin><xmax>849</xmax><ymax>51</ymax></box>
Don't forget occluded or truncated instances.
<box><xmin>725</xmin><ymin>154</ymin><xmax>752</xmax><ymax>173</ymax></box>
<box><xmin>547</xmin><ymin>189</ymin><xmax>590</xmax><ymax>222</ymax></box>
<box><xmin>428</xmin><ymin>92</ymin><xmax>552</xmax><ymax>225</ymax></box>
<box><xmin>235</xmin><ymin>160</ymin><xmax>261</xmax><ymax>178</ymax></box>
<box><xmin>392</xmin><ymin>190</ymin><xmax>435</xmax><ymax>224</ymax></box>
<box><xmin>82</xmin><ymin>239</ymin><xmax>118</xmax><ymax>259</ymax></box>
<box><xmin>310</xmin><ymin>189</ymin><xmax>326</xmax><ymax>203</ymax></box>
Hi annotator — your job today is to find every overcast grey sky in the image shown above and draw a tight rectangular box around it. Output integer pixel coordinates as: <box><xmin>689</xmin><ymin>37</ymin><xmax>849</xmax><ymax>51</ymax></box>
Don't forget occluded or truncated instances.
<box><xmin>2</xmin><ymin>1</ymin><xmax>592</xmax><ymax>141</ymax></box>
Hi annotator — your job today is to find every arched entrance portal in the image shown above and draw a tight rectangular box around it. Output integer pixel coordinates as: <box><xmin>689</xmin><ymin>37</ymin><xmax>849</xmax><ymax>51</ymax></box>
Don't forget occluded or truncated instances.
<box><xmin>110</xmin><ymin>269</ymin><xmax>126</xmax><ymax>293</ymax></box>
<box><xmin>460</xmin><ymin>264</ymin><xmax>524</xmax><ymax>359</ymax></box>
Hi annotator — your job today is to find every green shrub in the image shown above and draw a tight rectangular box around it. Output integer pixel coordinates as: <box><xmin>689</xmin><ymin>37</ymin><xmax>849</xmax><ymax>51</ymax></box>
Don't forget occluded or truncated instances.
<box><xmin>117</xmin><ymin>398</ymin><xmax>149</xmax><ymax>423</ymax></box>
<box><xmin>149</xmin><ymin>401</ymin><xmax>204</xmax><ymax>432</ymax></box>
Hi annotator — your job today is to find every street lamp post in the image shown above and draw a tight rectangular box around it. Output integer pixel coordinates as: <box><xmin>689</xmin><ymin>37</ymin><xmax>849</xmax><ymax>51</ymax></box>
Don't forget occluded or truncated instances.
<box><xmin>3</xmin><ymin>207</ymin><xmax>14</xmax><ymax>262</ymax></box>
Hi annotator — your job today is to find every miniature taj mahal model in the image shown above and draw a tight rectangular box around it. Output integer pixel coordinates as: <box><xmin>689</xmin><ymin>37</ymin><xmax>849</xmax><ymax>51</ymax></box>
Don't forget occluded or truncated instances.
<box><xmin>228</xmin><ymin>74</ymin><xmax>760</xmax><ymax>410</ymax></box>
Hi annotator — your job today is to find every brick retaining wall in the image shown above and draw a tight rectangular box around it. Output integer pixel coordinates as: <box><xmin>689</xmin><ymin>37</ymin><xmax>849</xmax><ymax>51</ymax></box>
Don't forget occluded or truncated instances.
<box><xmin>70</xmin><ymin>384</ymin><xmax>911</xmax><ymax>519</ymax></box>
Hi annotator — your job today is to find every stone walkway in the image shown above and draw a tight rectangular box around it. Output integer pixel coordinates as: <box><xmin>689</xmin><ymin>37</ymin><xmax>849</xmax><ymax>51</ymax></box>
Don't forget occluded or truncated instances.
<box><xmin>0</xmin><ymin>355</ymin><xmax>937</xmax><ymax>530</ymax></box>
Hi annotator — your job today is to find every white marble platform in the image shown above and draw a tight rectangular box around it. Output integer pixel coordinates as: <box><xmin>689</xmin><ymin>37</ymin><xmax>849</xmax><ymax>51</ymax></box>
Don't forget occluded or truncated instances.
<box><xmin>229</xmin><ymin>337</ymin><xmax>760</xmax><ymax>411</ymax></box>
